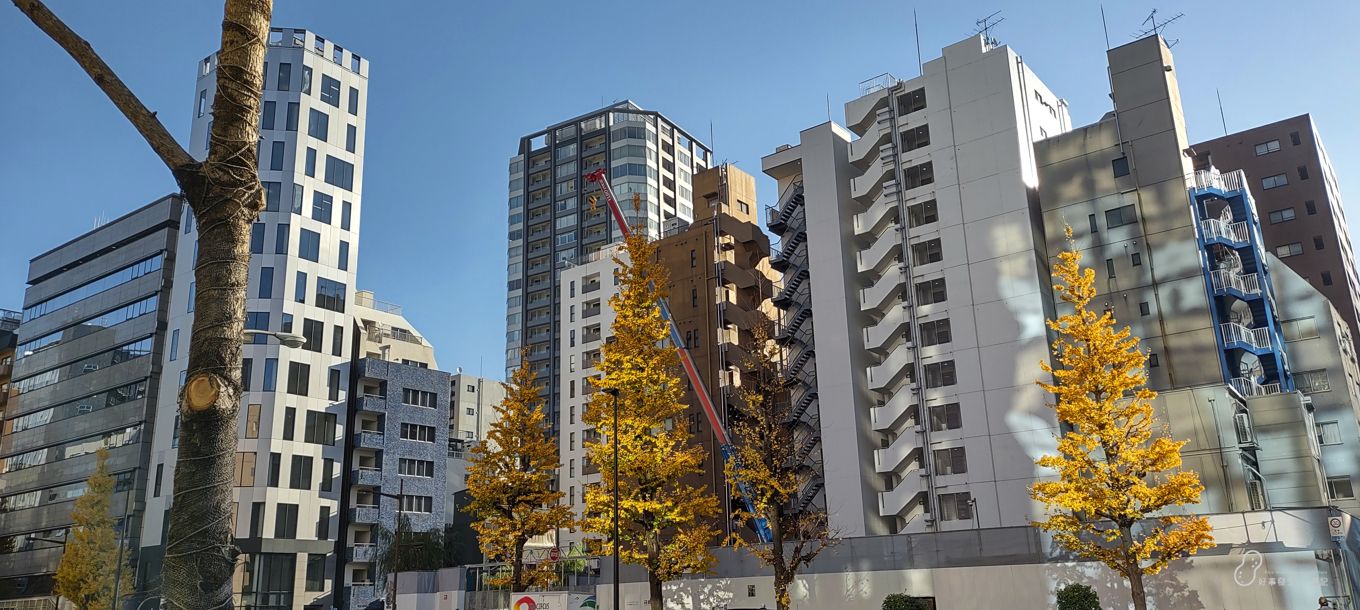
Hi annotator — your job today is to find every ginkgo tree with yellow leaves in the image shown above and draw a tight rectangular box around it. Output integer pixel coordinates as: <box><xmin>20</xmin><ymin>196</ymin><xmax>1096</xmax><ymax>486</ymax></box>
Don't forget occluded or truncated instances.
<box><xmin>465</xmin><ymin>358</ymin><xmax>574</xmax><ymax>593</ymax></box>
<box><xmin>581</xmin><ymin>223</ymin><xmax>719</xmax><ymax>610</ymax></box>
<box><xmin>1032</xmin><ymin>231</ymin><xmax>1214</xmax><ymax>610</ymax></box>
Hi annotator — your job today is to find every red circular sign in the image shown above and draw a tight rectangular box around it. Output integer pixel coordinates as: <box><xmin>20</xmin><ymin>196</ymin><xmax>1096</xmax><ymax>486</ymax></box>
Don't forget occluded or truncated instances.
<box><xmin>548</xmin><ymin>547</ymin><xmax>561</xmax><ymax>562</ymax></box>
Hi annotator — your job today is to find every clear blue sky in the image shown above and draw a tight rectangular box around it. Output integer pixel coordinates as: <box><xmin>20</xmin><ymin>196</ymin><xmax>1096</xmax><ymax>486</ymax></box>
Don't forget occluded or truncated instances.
<box><xmin>2</xmin><ymin>0</ymin><xmax>1356</xmax><ymax>379</ymax></box>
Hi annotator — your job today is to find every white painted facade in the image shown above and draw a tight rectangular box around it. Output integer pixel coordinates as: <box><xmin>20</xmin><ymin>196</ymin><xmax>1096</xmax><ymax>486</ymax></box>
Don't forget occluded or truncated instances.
<box><xmin>449</xmin><ymin>372</ymin><xmax>505</xmax><ymax>445</ymax></box>
<box><xmin>555</xmin><ymin>245</ymin><xmax>623</xmax><ymax>547</ymax></box>
<box><xmin>142</xmin><ymin>28</ymin><xmax>368</xmax><ymax>608</ymax></box>
<box><xmin>762</xmin><ymin>35</ymin><xmax>1070</xmax><ymax>537</ymax></box>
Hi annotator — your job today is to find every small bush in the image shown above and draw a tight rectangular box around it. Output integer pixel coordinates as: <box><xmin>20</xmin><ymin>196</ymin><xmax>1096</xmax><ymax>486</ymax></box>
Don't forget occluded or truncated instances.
<box><xmin>1056</xmin><ymin>583</ymin><xmax>1101</xmax><ymax>610</ymax></box>
<box><xmin>882</xmin><ymin>593</ymin><xmax>929</xmax><ymax>610</ymax></box>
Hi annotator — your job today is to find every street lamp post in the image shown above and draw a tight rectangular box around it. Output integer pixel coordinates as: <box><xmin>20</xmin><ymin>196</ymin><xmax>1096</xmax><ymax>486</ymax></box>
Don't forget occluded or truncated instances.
<box><xmin>602</xmin><ymin>388</ymin><xmax>621</xmax><ymax>610</ymax></box>
<box><xmin>242</xmin><ymin>329</ymin><xmax>307</xmax><ymax>348</ymax></box>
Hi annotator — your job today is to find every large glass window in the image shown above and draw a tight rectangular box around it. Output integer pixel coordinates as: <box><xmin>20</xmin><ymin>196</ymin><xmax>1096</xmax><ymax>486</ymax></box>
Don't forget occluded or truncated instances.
<box><xmin>14</xmin><ymin>339</ymin><xmax>153</xmax><ymax>395</ymax></box>
<box><xmin>19</xmin><ymin>295</ymin><xmax>159</xmax><ymax>357</ymax></box>
<box><xmin>319</xmin><ymin>75</ymin><xmax>341</xmax><ymax>107</ymax></box>
<box><xmin>6</xmin><ymin>380</ymin><xmax>147</xmax><ymax>434</ymax></box>
<box><xmin>287</xmin><ymin>362</ymin><xmax>310</xmax><ymax>396</ymax></box>
<box><xmin>299</xmin><ymin>229</ymin><xmax>321</xmax><ymax>262</ymax></box>
<box><xmin>1</xmin><ymin>424</ymin><xmax>143</xmax><ymax>473</ymax></box>
<box><xmin>22</xmin><ymin>255</ymin><xmax>163</xmax><ymax>322</ymax></box>
<box><xmin>312</xmin><ymin>192</ymin><xmax>333</xmax><ymax>224</ymax></box>
<box><xmin>315</xmin><ymin>278</ymin><xmax>346</xmax><ymax>313</ymax></box>
<box><xmin>324</xmin><ymin>155</ymin><xmax>354</xmax><ymax>190</ymax></box>
<box><xmin>307</xmin><ymin>108</ymin><xmax>328</xmax><ymax>142</ymax></box>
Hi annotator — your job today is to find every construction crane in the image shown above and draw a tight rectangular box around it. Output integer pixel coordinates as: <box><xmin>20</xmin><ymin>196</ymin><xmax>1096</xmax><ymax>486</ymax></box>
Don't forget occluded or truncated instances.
<box><xmin>583</xmin><ymin>168</ymin><xmax>773</xmax><ymax>544</ymax></box>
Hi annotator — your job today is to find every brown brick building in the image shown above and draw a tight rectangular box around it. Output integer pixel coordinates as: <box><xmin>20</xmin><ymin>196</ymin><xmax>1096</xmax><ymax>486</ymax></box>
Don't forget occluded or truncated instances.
<box><xmin>656</xmin><ymin>164</ymin><xmax>779</xmax><ymax>540</ymax></box>
<box><xmin>1194</xmin><ymin>115</ymin><xmax>1360</xmax><ymax>354</ymax></box>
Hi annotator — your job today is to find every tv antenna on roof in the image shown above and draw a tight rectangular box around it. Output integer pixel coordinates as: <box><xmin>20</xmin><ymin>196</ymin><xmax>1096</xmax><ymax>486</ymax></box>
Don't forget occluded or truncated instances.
<box><xmin>973</xmin><ymin>11</ymin><xmax>1005</xmax><ymax>49</ymax></box>
<box><xmin>1133</xmin><ymin>8</ymin><xmax>1184</xmax><ymax>47</ymax></box>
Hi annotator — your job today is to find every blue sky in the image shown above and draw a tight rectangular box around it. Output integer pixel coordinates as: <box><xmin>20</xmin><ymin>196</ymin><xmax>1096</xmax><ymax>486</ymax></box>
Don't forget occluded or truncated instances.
<box><xmin>2</xmin><ymin>0</ymin><xmax>1357</xmax><ymax>379</ymax></box>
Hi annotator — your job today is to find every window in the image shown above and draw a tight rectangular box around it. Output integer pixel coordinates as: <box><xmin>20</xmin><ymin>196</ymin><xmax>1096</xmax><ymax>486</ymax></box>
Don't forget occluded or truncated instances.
<box><xmin>295</xmin><ymin>271</ymin><xmax>307</xmax><ymax>304</ymax></box>
<box><xmin>747</xmin><ymin>585</ymin><xmax>757</xmax><ymax>598</ymax></box>
<box><xmin>268</xmin><ymin>452</ymin><xmax>281</xmax><ymax>487</ymax></box>
<box><xmin>169</xmin><ymin>328</ymin><xmax>180</xmax><ymax>361</ymax></box>
<box><xmin>1295</xmin><ymin>369</ymin><xmax>1331</xmax><ymax>393</ymax></box>
<box><xmin>286</xmin><ymin>102</ymin><xmax>299</xmax><ymax>131</ymax></box>
<box><xmin>289</xmin><ymin>455</ymin><xmax>313</xmax><ymax>489</ymax></box>
<box><xmin>402</xmin><ymin>388</ymin><xmax>438</xmax><ymax>408</ymax></box>
<box><xmin>257</xmin><ymin>267</ymin><xmax>274</xmax><ymax>298</ymax></box>
<box><xmin>341</xmin><ymin>200</ymin><xmax>352</xmax><ymax>230</ymax></box>
<box><xmin>272</xmin><ymin>223</ymin><xmax>290</xmax><ymax>255</ymax></box>
<box><xmin>897</xmin><ymin>87</ymin><xmax>927</xmax><ymax>113</ymax></box>
<box><xmin>282</xmin><ymin>407</ymin><xmax>295</xmax><ymax>441</ymax></box>
<box><xmin>287</xmin><ymin>362</ymin><xmax>310</xmax><ymax>396</ymax></box>
<box><xmin>328</xmin><ymin>368</ymin><xmax>341</xmax><ymax>401</ymax></box>
<box><xmin>274</xmin><ymin>503</ymin><xmax>299</xmax><ymax>538</ymax></box>
<box><xmin>928</xmin><ymin>403</ymin><xmax>962</xmax><ymax>432</ymax></box>
<box><xmin>301</xmin><ymin>319</ymin><xmax>323</xmax><ymax>352</ymax></box>
<box><xmin>276</xmin><ymin>62</ymin><xmax>291</xmax><ymax>90</ymax></box>
<box><xmin>933</xmin><ymin>447</ymin><xmax>967</xmax><ymax>475</ymax></box>
<box><xmin>1148</xmin><ymin>353</ymin><xmax>1160</xmax><ymax>368</ymax></box>
<box><xmin>196</xmin><ymin>90</ymin><xmax>207</xmax><ymax>117</ymax></box>
<box><xmin>281</xmin><ymin>313</ymin><xmax>293</xmax><ymax>333</ymax></box>
<box><xmin>1290</xmin><ymin>131</ymin><xmax>1302</xmax><ymax>146</ymax></box>
<box><xmin>245</xmin><ymin>311</ymin><xmax>270</xmax><ymax>344</ymax></box>
<box><xmin>1276</xmin><ymin>242</ymin><xmax>1304</xmax><ymax>258</ymax></box>
<box><xmin>1329</xmin><ymin>477</ymin><xmax>1355</xmax><ymax>500</ymax></box>
<box><xmin>338</xmin><ymin>240</ymin><xmax>350</xmax><ymax>271</ymax></box>
<box><xmin>911</xmin><ymin>239</ymin><xmax>943</xmax><ymax>265</ymax></box>
<box><xmin>1314</xmin><ymin>236</ymin><xmax>1326</xmax><ymax>250</ymax></box>
<box><xmin>319</xmin><ymin>75</ymin><xmax>341</xmax><ymax>107</ymax></box>
<box><xmin>400</xmin><ymin>423</ymin><xmax>436</xmax><ymax>442</ymax></box>
<box><xmin>250</xmin><ymin>222</ymin><xmax>266</xmax><ymax>254</ymax></box>
<box><xmin>938</xmin><ymin>492</ymin><xmax>973</xmax><ymax>521</ymax></box>
<box><xmin>315</xmin><ymin>278</ymin><xmax>346</xmax><ymax>313</ymax></box>
<box><xmin>250</xmin><ymin>502</ymin><xmax>265</xmax><ymax>537</ymax></box>
<box><xmin>1261</xmin><ymin>174</ymin><xmax>1289</xmax><ymax>190</ymax></box>
<box><xmin>924</xmin><ymin>360</ymin><xmax>957</xmax><ymax>388</ymax></box>
<box><xmin>920</xmin><ymin>319</ymin><xmax>952</xmax><ymax>346</ymax></box>
<box><xmin>345</xmin><ymin>124</ymin><xmax>356</xmax><ymax>152</ymax></box>
<box><xmin>1254</xmin><ymin>140</ymin><xmax>1281</xmax><ymax>156</ymax></box>
<box><xmin>332</xmin><ymin>325</ymin><xmax>344</xmax><ymax>357</ymax></box>
<box><xmin>299</xmin><ymin>229</ymin><xmax>320</xmax><ymax>262</ymax></box>
<box><xmin>233</xmin><ymin>452</ymin><xmax>256</xmax><ymax>486</ymax></box>
<box><xmin>1268</xmin><ymin>208</ymin><xmax>1296</xmax><ymax>224</ymax></box>
<box><xmin>399</xmin><ymin>459</ymin><xmax>435</xmax><ymax>477</ymax></box>
<box><xmin>348</xmin><ymin>87</ymin><xmax>359</xmax><ymax>115</ymax></box>
<box><xmin>291</xmin><ymin>183</ymin><xmax>304</xmax><ymax>213</ymax></box>
<box><xmin>1105</xmin><ymin>204</ymin><xmax>1137</xmax><ymax>228</ymax></box>
<box><xmin>1130</xmin><ymin>252</ymin><xmax>1142</xmax><ymax>267</ymax></box>
<box><xmin>907</xmin><ymin>199</ymin><xmax>939</xmax><ymax>227</ymax></box>
<box><xmin>400</xmin><ymin>495</ymin><xmax>434</xmax><ymax>513</ymax></box>
<box><xmin>263</xmin><ymin>182</ymin><xmax>281</xmax><ymax>211</ymax></box>
<box><xmin>903</xmin><ymin>161</ymin><xmax>934</xmax><ymax>189</ymax></box>
<box><xmin>246</xmin><ymin>404</ymin><xmax>262</xmax><ymax>438</ymax></box>
<box><xmin>153</xmin><ymin>463</ymin><xmax>164</xmax><ymax>497</ymax></box>
<box><xmin>300</xmin><ymin>65</ymin><xmax>312</xmax><ymax>94</ymax></box>
<box><xmin>304</xmin><ymin>411</ymin><xmax>337</xmax><ymax>445</ymax></box>
<box><xmin>325</xmin><ymin>155</ymin><xmax>355</xmax><ymax>190</ymax></box>
<box><xmin>263</xmin><ymin>358</ymin><xmax>278</xmax><ymax>392</ymax></box>
<box><xmin>1318</xmin><ymin>421</ymin><xmax>1343</xmax><ymax>446</ymax></box>
<box><xmin>1305</xmin><ymin>200</ymin><xmax>1317</xmax><ymax>215</ymax></box>
<box><xmin>1281</xmin><ymin>317</ymin><xmax>1319</xmax><ymax>341</ymax></box>
<box><xmin>1106</xmin><ymin>259</ymin><xmax>1116</xmax><ymax>278</ymax></box>
<box><xmin>320</xmin><ymin>458</ymin><xmax>334</xmax><ymax>492</ymax></box>
<box><xmin>269</xmin><ymin>141</ymin><xmax>286</xmax><ymax>171</ymax></box>
<box><xmin>307</xmin><ymin>109</ymin><xmax>328</xmax><ymax>141</ymax></box>
<box><xmin>1111</xmin><ymin>156</ymin><xmax>1130</xmax><ymax>177</ymax></box>
<box><xmin>1298</xmin><ymin>165</ymin><xmax>1310</xmax><ymax>180</ymax></box>
<box><xmin>1322</xmin><ymin>271</ymin><xmax>1334</xmax><ymax>286</ymax></box>
<box><xmin>312</xmin><ymin>191</ymin><xmax>333</xmax><ymax>224</ymax></box>
<box><xmin>304</xmin><ymin>147</ymin><xmax>317</xmax><ymax>177</ymax></box>
<box><xmin>915</xmin><ymin>278</ymin><xmax>947</xmax><ymax>305</ymax></box>
<box><xmin>305</xmin><ymin>554</ymin><xmax>326</xmax><ymax>591</ymax></box>
<box><xmin>1139</xmin><ymin>301</ymin><xmax>1151</xmax><ymax>316</ymax></box>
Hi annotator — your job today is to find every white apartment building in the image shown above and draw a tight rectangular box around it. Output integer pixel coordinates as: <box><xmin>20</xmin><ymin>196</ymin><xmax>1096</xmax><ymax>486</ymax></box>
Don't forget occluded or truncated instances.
<box><xmin>555</xmin><ymin>245</ymin><xmax>623</xmax><ymax>547</ymax></box>
<box><xmin>141</xmin><ymin>28</ymin><xmax>368</xmax><ymax>609</ymax></box>
<box><xmin>762</xmin><ymin>35</ymin><xmax>1071</xmax><ymax>537</ymax></box>
<box><xmin>449</xmin><ymin>372</ymin><xmax>505</xmax><ymax>446</ymax></box>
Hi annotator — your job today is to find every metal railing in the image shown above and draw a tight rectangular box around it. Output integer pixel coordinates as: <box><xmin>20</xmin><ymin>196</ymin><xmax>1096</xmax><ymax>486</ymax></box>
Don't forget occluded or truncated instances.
<box><xmin>859</xmin><ymin>72</ymin><xmax>899</xmax><ymax>95</ymax></box>
<box><xmin>354</xmin><ymin>293</ymin><xmax>402</xmax><ymax>315</ymax></box>
<box><xmin>1191</xmin><ymin>168</ymin><xmax>1247</xmax><ymax>193</ymax></box>
<box><xmin>1230</xmin><ymin>377</ymin><xmax>1282</xmax><ymax>398</ymax></box>
<box><xmin>1210</xmin><ymin>270</ymin><xmax>1262</xmax><ymax>296</ymax></box>
<box><xmin>1220</xmin><ymin>322</ymin><xmax>1272</xmax><ymax>351</ymax></box>
<box><xmin>1201</xmin><ymin>217</ymin><xmax>1251</xmax><ymax>244</ymax></box>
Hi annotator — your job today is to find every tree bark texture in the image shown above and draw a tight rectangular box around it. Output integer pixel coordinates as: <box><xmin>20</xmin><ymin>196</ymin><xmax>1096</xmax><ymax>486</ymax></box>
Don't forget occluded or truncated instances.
<box><xmin>11</xmin><ymin>1</ymin><xmax>271</xmax><ymax>608</ymax></box>
<box><xmin>1122</xmin><ymin>526</ymin><xmax>1149</xmax><ymax>610</ymax></box>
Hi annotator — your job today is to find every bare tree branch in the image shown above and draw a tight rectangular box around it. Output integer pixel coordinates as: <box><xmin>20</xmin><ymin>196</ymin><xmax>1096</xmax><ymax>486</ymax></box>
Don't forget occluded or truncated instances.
<box><xmin>11</xmin><ymin>0</ymin><xmax>197</xmax><ymax>173</ymax></box>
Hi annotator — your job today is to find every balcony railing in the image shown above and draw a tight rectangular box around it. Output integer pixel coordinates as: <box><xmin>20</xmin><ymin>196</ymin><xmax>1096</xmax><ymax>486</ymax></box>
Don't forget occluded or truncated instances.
<box><xmin>1201</xmin><ymin>217</ymin><xmax>1251</xmax><ymax>245</ymax></box>
<box><xmin>1230</xmin><ymin>377</ymin><xmax>1282</xmax><ymax>399</ymax></box>
<box><xmin>1220</xmin><ymin>322</ymin><xmax>1272</xmax><ymax>351</ymax></box>
<box><xmin>1210</xmin><ymin>270</ymin><xmax>1262</xmax><ymax>296</ymax></box>
<box><xmin>1191</xmin><ymin>168</ymin><xmax>1247</xmax><ymax>193</ymax></box>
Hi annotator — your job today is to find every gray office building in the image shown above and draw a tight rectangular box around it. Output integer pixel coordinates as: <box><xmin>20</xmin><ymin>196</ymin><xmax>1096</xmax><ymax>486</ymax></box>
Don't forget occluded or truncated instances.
<box><xmin>505</xmin><ymin>102</ymin><xmax>712</xmax><ymax>434</ymax></box>
<box><xmin>0</xmin><ymin>195</ymin><xmax>184</xmax><ymax>607</ymax></box>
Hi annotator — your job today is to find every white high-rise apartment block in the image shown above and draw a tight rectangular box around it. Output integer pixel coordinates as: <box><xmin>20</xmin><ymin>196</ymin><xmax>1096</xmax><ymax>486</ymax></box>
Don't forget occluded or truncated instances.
<box><xmin>449</xmin><ymin>372</ymin><xmax>505</xmax><ymax>445</ymax></box>
<box><xmin>141</xmin><ymin>28</ymin><xmax>368</xmax><ymax>608</ymax></box>
<box><xmin>762</xmin><ymin>35</ymin><xmax>1070</xmax><ymax>537</ymax></box>
<box><xmin>554</xmin><ymin>245</ymin><xmax>623</xmax><ymax>547</ymax></box>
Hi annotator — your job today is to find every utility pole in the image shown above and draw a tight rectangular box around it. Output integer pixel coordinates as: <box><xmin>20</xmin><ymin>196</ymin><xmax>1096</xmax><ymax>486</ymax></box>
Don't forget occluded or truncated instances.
<box><xmin>603</xmin><ymin>388</ymin><xmax>621</xmax><ymax>610</ymax></box>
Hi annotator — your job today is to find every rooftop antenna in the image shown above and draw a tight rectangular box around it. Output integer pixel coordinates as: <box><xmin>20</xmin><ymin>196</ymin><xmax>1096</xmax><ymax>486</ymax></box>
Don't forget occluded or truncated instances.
<box><xmin>1216</xmin><ymin>88</ymin><xmax>1228</xmax><ymax>136</ymax></box>
<box><xmin>914</xmin><ymin>8</ymin><xmax>923</xmax><ymax>75</ymax></box>
<box><xmin>1100</xmin><ymin>4</ymin><xmax>1111</xmax><ymax>50</ymax></box>
<box><xmin>1133</xmin><ymin>8</ymin><xmax>1184</xmax><ymax>47</ymax></box>
<box><xmin>973</xmin><ymin>10</ymin><xmax>1005</xmax><ymax>49</ymax></box>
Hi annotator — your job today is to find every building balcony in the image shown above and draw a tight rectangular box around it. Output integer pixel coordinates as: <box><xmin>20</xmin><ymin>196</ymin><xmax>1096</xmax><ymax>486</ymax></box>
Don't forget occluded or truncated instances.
<box><xmin>582</xmin><ymin>329</ymin><xmax>603</xmax><ymax>344</ymax></box>
<box><xmin>348</xmin><ymin>543</ymin><xmax>378</xmax><ymax>563</ymax></box>
<box><xmin>1190</xmin><ymin>168</ymin><xmax>1247</xmax><ymax>195</ymax></box>
<box><xmin>357</xmin><ymin>394</ymin><xmax>386</xmax><ymax>413</ymax></box>
<box><xmin>857</xmin><ymin>226</ymin><xmax>902</xmax><ymax>276</ymax></box>
<box><xmin>878</xmin><ymin>472</ymin><xmax>926</xmax><ymax>518</ymax></box>
<box><xmin>583</xmin><ymin>304</ymin><xmax>601</xmax><ymax>318</ymax></box>
<box><xmin>859</xmin><ymin>266</ymin><xmax>906</xmax><ymax>313</ymax></box>
<box><xmin>353</xmin><ymin>430</ymin><xmax>385</xmax><ymax>450</ymax></box>
<box><xmin>867</xmin><ymin>341</ymin><xmax>914</xmax><ymax>392</ymax></box>
<box><xmin>351</xmin><ymin>467</ymin><xmax>382</xmax><ymax>487</ymax></box>
<box><xmin>854</xmin><ymin>191</ymin><xmax>899</xmax><ymax>238</ymax></box>
<box><xmin>1210</xmin><ymin>270</ymin><xmax>1262</xmax><ymax>298</ymax></box>
<box><xmin>874</xmin><ymin>433</ymin><xmax>921</xmax><ymax>474</ymax></box>
<box><xmin>870</xmin><ymin>389</ymin><xmax>917</xmax><ymax>432</ymax></box>
<box><xmin>1230</xmin><ymin>377</ymin><xmax>1283</xmax><ymax>399</ymax></box>
<box><xmin>865</xmin><ymin>303</ymin><xmax>910</xmax><ymax>353</ymax></box>
<box><xmin>1200</xmin><ymin>217</ymin><xmax>1251</xmax><ymax>248</ymax></box>
<box><xmin>582</xmin><ymin>280</ymin><xmax>601</xmax><ymax>294</ymax></box>
<box><xmin>0</xmin><ymin>362</ymin><xmax>11</xmax><ymax>378</ymax></box>
<box><xmin>349</xmin><ymin>505</ymin><xmax>379</xmax><ymax>524</ymax></box>
<box><xmin>1220</xmin><ymin>322</ymin><xmax>1273</xmax><ymax>353</ymax></box>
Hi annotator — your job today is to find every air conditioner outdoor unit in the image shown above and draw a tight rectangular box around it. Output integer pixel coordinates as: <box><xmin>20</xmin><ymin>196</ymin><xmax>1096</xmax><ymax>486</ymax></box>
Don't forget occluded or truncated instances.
<box><xmin>1247</xmin><ymin>480</ymin><xmax>1266</xmax><ymax>511</ymax></box>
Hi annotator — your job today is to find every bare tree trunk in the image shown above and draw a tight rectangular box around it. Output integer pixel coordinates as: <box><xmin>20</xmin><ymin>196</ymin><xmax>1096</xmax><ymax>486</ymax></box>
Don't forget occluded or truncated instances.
<box><xmin>648</xmin><ymin>534</ymin><xmax>663</xmax><ymax>610</ymax></box>
<box><xmin>512</xmin><ymin>539</ymin><xmax>526</xmax><ymax>592</ymax></box>
<box><xmin>1121</xmin><ymin>527</ymin><xmax>1149</xmax><ymax>610</ymax></box>
<box><xmin>11</xmin><ymin>1</ymin><xmax>271</xmax><ymax>608</ymax></box>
